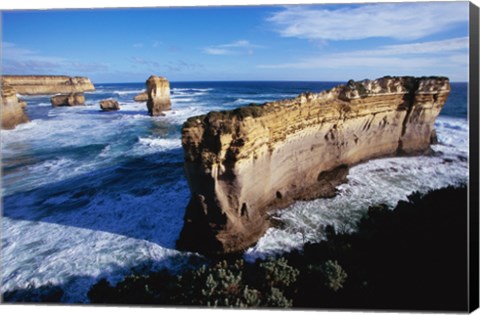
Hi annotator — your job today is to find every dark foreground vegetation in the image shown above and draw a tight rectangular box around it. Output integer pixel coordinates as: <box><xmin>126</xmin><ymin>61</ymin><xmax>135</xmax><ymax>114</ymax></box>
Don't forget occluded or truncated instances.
<box><xmin>3</xmin><ymin>185</ymin><xmax>468</xmax><ymax>311</ymax></box>
<box><xmin>86</xmin><ymin>185</ymin><xmax>468</xmax><ymax>311</ymax></box>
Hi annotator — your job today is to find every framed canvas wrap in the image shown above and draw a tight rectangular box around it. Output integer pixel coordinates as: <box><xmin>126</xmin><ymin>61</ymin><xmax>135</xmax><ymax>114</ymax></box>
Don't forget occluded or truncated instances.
<box><xmin>0</xmin><ymin>0</ymin><xmax>479</xmax><ymax>313</ymax></box>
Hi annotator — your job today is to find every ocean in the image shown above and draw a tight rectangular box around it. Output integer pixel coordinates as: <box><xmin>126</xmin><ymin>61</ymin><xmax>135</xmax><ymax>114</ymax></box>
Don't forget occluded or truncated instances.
<box><xmin>1</xmin><ymin>81</ymin><xmax>469</xmax><ymax>302</ymax></box>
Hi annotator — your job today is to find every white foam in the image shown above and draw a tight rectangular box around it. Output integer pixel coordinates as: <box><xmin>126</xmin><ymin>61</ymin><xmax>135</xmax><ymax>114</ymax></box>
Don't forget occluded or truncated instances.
<box><xmin>1</xmin><ymin>178</ymin><xmax>199</xmax><ymax>302</ymax></box>
<box><xmin>134</xmin><ymin>137</ymin><xmax>182</xmax><ymax>155</ymax></box>
<box><xmin>35</xmin><ymin>102</ymin><xmax>52</xmax><ymax>107</ymax></box>
<box><xmin>84</xmin><ymin>89</ymin><xmax>108</xmax><ymax>94</ymax></box>
<box><xmin>113</xmin><ymin>89</ymin><xmax>144</xmax><ymax>95</ymax></box>
<box><xmin>245</xmin><ymin>116</ymin><xmax>469</xmax><ymax>260</ymax></box>
<box><xmin>225</xmin><ymin>98</ymin><xmax>261</xmax><ymax>105</ymax></box>
<box><xmin>172</xmin><ymin>88</ymin><xmax>213</xmax><ymax>92</ymax></box>
<box><xmin>172</xmin><ymin>97</ymin><xmax>195</xmax><ymax>103</ymax></box>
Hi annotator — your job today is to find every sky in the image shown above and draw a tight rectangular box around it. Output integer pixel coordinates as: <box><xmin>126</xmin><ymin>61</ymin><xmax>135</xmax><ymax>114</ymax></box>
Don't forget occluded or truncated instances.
<box><xmin>1</xmin><ymin>1</ymin><xmax>470</xmax><ymax>83</ymax></box>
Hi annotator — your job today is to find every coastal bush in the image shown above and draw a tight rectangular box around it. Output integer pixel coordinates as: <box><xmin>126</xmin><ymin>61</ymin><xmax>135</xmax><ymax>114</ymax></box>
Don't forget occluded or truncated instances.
<box><xmin>259</xmin><ymin>257</ymin><xmax>299</xmax><ymax>289</ymax></box>
<box><xmin>88</xmin><ymin>257</ymin><xmax>298</xmax><ymax>308</ymax></box>
<box><xmin>320</xmin><ymin>260</ymin><xmax>348</xmax><ymax>292</ymax></box>
<box><xmin>87</xmin><ymin>185</ymin><xmax>467</xmax><ymax>311</ymax></box>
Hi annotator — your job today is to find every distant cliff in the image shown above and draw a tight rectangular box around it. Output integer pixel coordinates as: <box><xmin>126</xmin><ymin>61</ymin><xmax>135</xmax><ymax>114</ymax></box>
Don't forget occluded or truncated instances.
<box><xmin>2</xmin><ymin>75</ymin><xmax>95</xmax><ymax>95</ymax></box>
<box><xmin>1</xmin><ymin>83</ymin><xmax>29</xmax><ymax>129</ymax></box>
<box><xmin>176</xmin><ymin>76</ymin><xmax>451</xmax><ymax>254</ymax></box>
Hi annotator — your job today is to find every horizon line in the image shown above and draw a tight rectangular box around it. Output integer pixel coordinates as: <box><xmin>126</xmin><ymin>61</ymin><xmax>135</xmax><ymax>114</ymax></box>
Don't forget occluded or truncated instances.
<box><xmin>93</xmin><ymin>79</ymin><xmax>469</xmax><ymax>85</ymax></box>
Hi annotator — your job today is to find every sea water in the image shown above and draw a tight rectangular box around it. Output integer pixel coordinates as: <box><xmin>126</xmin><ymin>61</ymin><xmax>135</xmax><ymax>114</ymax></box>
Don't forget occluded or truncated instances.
<box><xmin>1</xmin><ymin>81</ymin><xmax>469</xmax><ymax>302</ymax></box>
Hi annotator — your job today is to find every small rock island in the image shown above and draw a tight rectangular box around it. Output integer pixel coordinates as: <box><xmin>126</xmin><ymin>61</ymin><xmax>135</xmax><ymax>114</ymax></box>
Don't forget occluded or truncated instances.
<box><xmin>146</xmin><ymin>75</ymin><xmax>171</xmax><ymax>116</ymax></box>
<box><xmin>176</xmin><ymin>76</ymin><xmax>451</xmax><ymax>255</ymax></box>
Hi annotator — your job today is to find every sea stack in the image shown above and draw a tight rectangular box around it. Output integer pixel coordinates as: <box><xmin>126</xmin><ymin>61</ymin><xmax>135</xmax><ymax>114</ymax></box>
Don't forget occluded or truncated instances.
<box><xmin>146</xmin><ymin>75</ymin><xmax>171</xmax><ymax>116</ymax></box>
<box><xmin>176</xmin><ymin>76</ymin><xmax>451</xmax><ymax>255</ymax></box>
<box><xmin>2</xmin><ymin>75</ymin><xmax>95</xmax><ymax>95</ymax></box>
<box><xmin>1</xmin><ymin>83</ymin><xmax>29</xmax><ymax>129</ymax></box>
<box><xmin>51</xmin><ymin>93</ymin><xmax>85</xmax><ymax>106</ymax></box>
<box><xmin>100</xmin><ymin>99</ymin><xmax>120</xmax><ymax>111</ymax></box>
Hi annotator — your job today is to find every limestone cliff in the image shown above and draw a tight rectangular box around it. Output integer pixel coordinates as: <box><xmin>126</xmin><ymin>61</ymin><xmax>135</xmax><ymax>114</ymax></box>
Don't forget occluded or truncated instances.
<box><xmin>146</xmin><ymin>75</ymin><xmax>171</xmax><ymax>116</ymax></box>
<box><xmin>176</xmin><ymin>76</ymin><xmax>451</xmax><ymax>254</ymax></box>
<box><xmin>2</xmin><ymin>75</ymin><xmax>95</xmax><ymax>95</ymax></box>
<box><xmin>1</xmin><ymin>83</ymin><xmax>29</xmax><ymax>129</ymax></box>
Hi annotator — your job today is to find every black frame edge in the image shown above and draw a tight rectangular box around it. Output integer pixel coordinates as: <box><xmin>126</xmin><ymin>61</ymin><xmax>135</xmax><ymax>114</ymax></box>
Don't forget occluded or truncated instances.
<box><xmin>469</xmin><ymin>1</ymin><xmax>480</xmax><ymax>313</ymax></box>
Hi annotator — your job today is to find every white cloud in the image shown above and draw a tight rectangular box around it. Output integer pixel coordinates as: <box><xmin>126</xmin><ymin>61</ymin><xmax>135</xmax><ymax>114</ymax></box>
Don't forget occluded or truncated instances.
<box><xmin>133</xmin><ymin>43</ymin><xmax>144</xmax><ymax>48</ymax></box>
<box><xmin>204</xmin><ymin>40</ymin><xmax>263</xmax><ymax>55</ymax></box>
<box><xmin>268</xmin><ymin>3</ymin><xmax>468</xmax><ymax>41</ymax></box>
<box><xmin>258</xmin><ymin>37</ymin><xmax>468</xmax><ymax>68</ymax></box>
<box><xmin>348</xmin><ymin>37</ymin><xmax>469</xmax><ymax>56</ymax></box>
<box><xmin>256</xmin><ymin>37</ymin><xmax>468</xmax><ymax>81</ymax></box>
<box><xmin>2</xmin><ymin>42</ymin><xmax>109</xmax><ymax>74</ymax></box>
<box><xmin>204</xmin><ymin>47</ymin><xmax>230</xmax><ymax>55</ymax></box>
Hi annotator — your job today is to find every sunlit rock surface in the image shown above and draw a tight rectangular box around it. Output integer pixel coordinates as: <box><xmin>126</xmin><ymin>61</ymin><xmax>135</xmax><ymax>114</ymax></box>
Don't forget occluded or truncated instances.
<box><xmin>176</xmin><ymin>76</ymin><xmax>451</xmax><ymax>254</ymax></box>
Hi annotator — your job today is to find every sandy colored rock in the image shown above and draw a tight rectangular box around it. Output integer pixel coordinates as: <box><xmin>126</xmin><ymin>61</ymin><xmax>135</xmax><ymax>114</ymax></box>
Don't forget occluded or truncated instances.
<box><xmin>1</xmin><ymin>83</ymin><xmax>29</xmax><ymax>129</ymax></box>
<box><xmin>100</xmin><ymin>99</ymin><xmax>120</xmax><ymax>111</ymax></box>
<box><xmin>3</xmin><ymin>75</ymin><xmax>95</xmax><ymax>95</ymax></box>
<box><xmin>51</xmin><ymin>93</ymin><xmax>85</xmax><ymax>106</ymax></box>
<box><xmin>134</xmin><ymin>92</ymin><xmax>148</xmax><ymax>102</ymax></box>
<box><xmin>176</xmin><ymin>76</ymin><xmax>451</xmax><ymax>255</ymax></box>
<box><xmin>146</xmin><ymin>75</ymin><xmax>171</xmax><ymax>116</ymax></box>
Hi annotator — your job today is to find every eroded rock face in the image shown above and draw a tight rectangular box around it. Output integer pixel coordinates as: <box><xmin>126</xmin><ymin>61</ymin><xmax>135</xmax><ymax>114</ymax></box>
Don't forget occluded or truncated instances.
<box><xmin>1</xmin><ymin>83</ymin><xmax>29</xmax><ymax>129</ymax></box>
<box><xmin>100</xmin><ymin>99</ymin><xmax>120</xmax><ymax>111</ymax></box>
<box><xmin>134</xmin><ymin>92</ymin><xmax>148</xmax><ymax>102</ymax></box>
<box><xmin>51</xmin><ymin>93</ymin><xmax>85</xmax><ymax>106</ymax></box>
<box><xmin>2</xmin><ymin>75</ymin><xmax>95</xmax><ymax>95</ymax></box>
<box><xmin>176</xmin><ymin>76</ymin><xmax>451</xmax><ymax>254</ymax></box>
<box><xmin>146</xmin><ymin>75</ymin><xmax>171</xmax><ymax>116</ymax></box>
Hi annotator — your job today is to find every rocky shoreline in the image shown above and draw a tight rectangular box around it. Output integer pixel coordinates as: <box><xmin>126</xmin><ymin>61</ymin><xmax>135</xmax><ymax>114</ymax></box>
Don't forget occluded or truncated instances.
<box><xmin>177</xmin><ymin>76</ymin><xmax>451</xmax><ymax>254</ymax></box>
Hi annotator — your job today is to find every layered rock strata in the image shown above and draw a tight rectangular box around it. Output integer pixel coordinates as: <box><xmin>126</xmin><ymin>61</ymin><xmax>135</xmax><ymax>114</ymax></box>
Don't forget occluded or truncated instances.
<box><xmin>2</xmin><ymin>75</ymin><xmax>95</xmax><ymax>95</ymax></box>
<box><xmin>51</xmin><ymin>93</ymin><xmax>85</xmax><ymax>106</ymax></box>
<box><xmin>1</xmin><ymin>83</ymin><xmax>29</xmax><ymax>129</ymax></box>
<box><xmin>176</xmin><ymin>76</ymin><xmax>451</xmax><ymax>254</ymax></box>
<box><xmin>146</xmin><ymin>75</ymin><xmax>171</xmax><ymax>116</ymax></box>
<box><xmin>100</xmin><ymin>99</ymin><xmax>120</xmax><ymax>111</ymax></box>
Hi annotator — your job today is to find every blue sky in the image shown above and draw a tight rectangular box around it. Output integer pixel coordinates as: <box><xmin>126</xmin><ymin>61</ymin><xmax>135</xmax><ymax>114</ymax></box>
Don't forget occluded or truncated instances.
<box><xmin>1</xmin><ymin>2</ymin><xmax>470</xmax><ymax>83</ymax></box>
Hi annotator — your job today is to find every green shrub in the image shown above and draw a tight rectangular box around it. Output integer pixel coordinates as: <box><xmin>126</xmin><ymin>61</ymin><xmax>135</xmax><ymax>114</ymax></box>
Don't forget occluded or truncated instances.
<box><xmin>266</xmin><ymin>287</ymin><xmax>292</xmax><ymax>308</ymax></box>
<box><xmin>260</xmin><ymin>257</ymin><xmax>300</xmax><ymax>289</ymax></box>
<box><xmin>321</xmin><ymin>260</ymin><xmax>348</xmax><ymax>292</ymax></box>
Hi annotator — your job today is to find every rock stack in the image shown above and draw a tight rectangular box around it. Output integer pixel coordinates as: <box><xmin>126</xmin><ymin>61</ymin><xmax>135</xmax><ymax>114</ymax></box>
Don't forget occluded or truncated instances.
<box><xmin>176</xmin><ymin>76</ymin><xmax>451</xmax><ymax>255</ymax></box>
<box><xmin>100</xmin><ymin>99</ymin><xmax>120</xmax><ymax>111</ymax></box>
<box><xmin>146</xmin><ymin>75</ymin><xmax>171</xmax><ymax>116</ymax></box>
<box><xmin>51</xmin><ymin>93</ymin><xmax>85</xmax><ymax>106</ymax></box>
